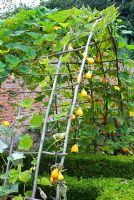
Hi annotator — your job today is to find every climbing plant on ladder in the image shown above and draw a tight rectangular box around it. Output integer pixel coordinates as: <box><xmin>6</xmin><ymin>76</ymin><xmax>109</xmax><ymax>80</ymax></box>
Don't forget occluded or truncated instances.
<box><xmin>0</xmin><ymin>5</ymin><xmax>133</xmax><ymax>200</ymax></box>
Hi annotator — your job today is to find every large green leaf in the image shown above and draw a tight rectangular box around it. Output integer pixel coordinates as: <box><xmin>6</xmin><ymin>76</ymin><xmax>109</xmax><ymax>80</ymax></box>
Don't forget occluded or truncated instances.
<box><xmin>19</xmin><ymin>170</ymin><xmax>31</xmax><ymax>183</ymax></box>
<box><xmin>119</xmin><ymin>72</ymin><xmax>129</xmax><ymax>80</ymax></box>
<box><xmin>43</xmin><ymin>33</ymin><xmax>57</xmax><ymax>41</ymax></box>
<box><xmin>18</xmin><ymin>98</ymin><xmax>32</xmax><ymax>108</ymax></box>
<box><xmin>0</xmin><ymin>139</ymin><xmax>8</xmax><ymax>153</ymax></box>
<box><xmin>18</xmin><ymin>134</ymin><xmax>33</xmax><ymax>150</ymax></box>
<box><xmin>5</xmin><ymin>54</ymin><xmax>21</xmax><ymax>68</ymax></box>
<box><xmin>0</xmin><ymin>184</ymin><xmax>19</xmax><ymax>197</ymax></box>
<box><xmin>37</xmin><ymin>177</ymin><xmax>51</xmax><ymax>186</ymax></box>
<box><xmin>10</xmin><ymin>151</ymin><xmax>25</xmax><ymax>161</ymax></box>
<box><xmin>13</xmin><ymin>196</ymin><xmax>23</xmax><ymax>200</ymax></box>
<box><xmin>9</xmin><ymin>169</ymin><xmax>19</xmax><ymax>184</ymax></box>
<box><xmin>30</xmin><ymin>113</ymin><xmax>43</xmax><ymax>128</ymax></box>
<box><xmin>0</xmin><ymin>61</ymin><xmax>6</xmax><ymax>72</ymax></box>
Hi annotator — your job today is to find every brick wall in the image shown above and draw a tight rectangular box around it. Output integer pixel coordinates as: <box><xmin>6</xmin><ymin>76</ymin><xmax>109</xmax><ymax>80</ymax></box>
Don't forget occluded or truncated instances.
<box><xmin>0</xmin><ymin>76</ymin><xmax>44</xmax><ymax>126</ymax></box>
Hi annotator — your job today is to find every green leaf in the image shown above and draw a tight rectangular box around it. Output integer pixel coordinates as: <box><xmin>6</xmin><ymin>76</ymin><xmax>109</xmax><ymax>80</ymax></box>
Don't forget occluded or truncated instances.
<box><xmin>0</xmin><ymin>61</ymin><xmax>6</xmax><ymax>72</ymax></box>
<box><xmin>26</xmin><ymin>32</ymin><xmax>42</xmax><ymax>39</ymax></box>
<box><xmin>6</xmin><ymin>42</ymin><xmax>33</xmax><ymax>52</ymax></box>
<box><xmin>39</xmin><ymin>58</ymin><xmax>49</xmax><ymax>66</ymax></box>
<box><xmin>122</xmin><ymin>30</ymin><xmax>133</xmax><ymax>35</ymax></box>
<box><xmin>13</xmin><ymin>196</ymin><xmax>23</xmax><ymax>200</ymax></box>
<box><xmin>30</xmin><ymin>113</ymin><xmax>43</xmax><ymax>128</ymax></box>
<box><xmin>48</xmin><ymin>10</ymin><xmax>70</xmax><ymax>23</ymax></box>
<box><xmin>19</xmin><ymin>98</ymin><xmax>32</xmax><ymax>108</ymax></box>
<box><xmin>24</xmin><ymin>191</ymin><xmax>32</xmax><ymax>198</ymax></box>
<box><xmin>59</xmin><ymin>22</ymin><xmax>70</xmax><ymax>28</ymax></box>
<box><xmin>10</xmin><ymin>151</ymin><xmax>25</xmax><ymax>160</ymax></box>
<box><xmin>118</xmin><ymin>41</ymin><xmax>126</xmax><ymax>48</ymax></box>
<box><xmin>0</xmin><ymin>40</ymin><xmax>3</xmax><ymax>45</ymax></box>
<box><xmin>19</xmin><ymin>170</ymin><xmax>31</xmax><ymax>183</ymax></box>
<box><xmin>96</xmin><ymin>135</ymin><xmax>104</xmax><ymax>145</ymax></box>
<box><xmin>10</xmin><ymin>30</ymin><xmax>25</xmax><ymax>36</ymax></box>
<box><xmin>119</xmin><ymin>72</ymin><xmax>129</xmax><ymax>81</ymax></box>
<box><xmin>126</xmin><ymin>44</ymin><xmax>134</xmax><ymax>50</ymax></box>
<box><xmin>53</xmin><ymin>112</ymin><xmax>67</xmax><ymax>119</ymax></box>
<box><xmin>18</xmin><ymin>134</ymin><xmax>33</xmax><ymax>150</ymax></box>
<box><xmin>88</xmin><ymin>126</ymin><xmax>99</xmax><ymax>139</ymax></box>
<box><xmin>5</xmin><ymin>54</ymin><xmax>20</xmax><ymax>68</ymax></box>
<box><xmin>61</xmin><ymin>53</ymin><xmax>70</xmax><ymax>62</ymax></box>
<box><xmin>40</xmin><ymin>21</ymin><xmax>56</xmax><ymax>32</ymax></box>
<box><xmin>9</xmin><ymin>169</ymin><xmax>19</xmax><ymax>184</ymax></box>
<box><xmin>38</xmin><ymin>177</ymin><xmax>51</xmax><ymax>186</ymax></box>
<box><xmin>0</xmin><ymin>139</ymin><xmax>8</xmax><ymax>153</ymax></box>
<box><xmin>61</xmin><ymin>34</ymin><xmax>71</xmax><ymax>45</ymax></box>
<box><xmin>43</xmin><ymin>33</ymin><xmax>57</xmax><ymax>41</ymax></box>
<box><xmin>0</xmin><ymin>184</ymin><xmax>19</xmax><ymax>196</ymax></box>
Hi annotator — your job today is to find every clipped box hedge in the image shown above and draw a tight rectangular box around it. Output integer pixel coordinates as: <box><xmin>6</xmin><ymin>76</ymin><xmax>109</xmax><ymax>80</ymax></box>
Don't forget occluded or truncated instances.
<box><xmin>1</xmin><ymin>153</ymin><xmax>134</xmax><ymax>179</ymax></box>
<box><xmin>38</xmin><ymin>154</ymin><xmax>134</xmax><ymax>179</ymax></box>
<box><xmin>42</xmin><ymin>176</ymin><xmax>134</xmax><ymax>200</ymax></box>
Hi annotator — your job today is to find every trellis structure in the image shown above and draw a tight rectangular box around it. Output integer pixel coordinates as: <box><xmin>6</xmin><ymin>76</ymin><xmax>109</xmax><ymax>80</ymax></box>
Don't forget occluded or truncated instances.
<box><xmin>0</xmin><ymin>5</ymin><xmax>133</xmax><ymax>200</ymax></box>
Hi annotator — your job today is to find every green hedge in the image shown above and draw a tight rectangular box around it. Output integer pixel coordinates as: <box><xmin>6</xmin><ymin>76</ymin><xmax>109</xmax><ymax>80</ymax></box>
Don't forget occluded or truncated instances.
<box><xmin>1</xmin><ymin>153</ymin><xmax>134</xmax><ymax>199</ymax></box>
<box><xmin>38</xmin><ymin>154</ymin><xmax>134</xmax><ymax>179</ymax></box>
<box><xmin>42</xmin><ymin>176</ymin><xmax>134</xmax><ymax>200</ymax></box>
<box><xmin>64</xmin><ymin>154</ymin><xmax>134</xmax><ymax>179</ymax></box>
<box><xmin>1</xmin><ymin>153</ymin><xmax>134</xmax><ymax>179</ymax></box>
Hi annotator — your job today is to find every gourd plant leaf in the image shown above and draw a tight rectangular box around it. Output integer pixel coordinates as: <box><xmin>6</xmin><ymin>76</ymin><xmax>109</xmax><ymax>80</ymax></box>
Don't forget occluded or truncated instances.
<box><xmin>18</xmin><ymin>134</ymin><xmax>33</xmax><ymax>150</ymax></box>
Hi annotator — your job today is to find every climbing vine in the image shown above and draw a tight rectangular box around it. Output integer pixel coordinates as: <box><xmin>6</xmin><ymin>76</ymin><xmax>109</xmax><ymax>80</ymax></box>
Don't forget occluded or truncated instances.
<box><xmin>0</xmin><ymin>5</ymin><xmax>134</xmax><ymax>199</ymax></box>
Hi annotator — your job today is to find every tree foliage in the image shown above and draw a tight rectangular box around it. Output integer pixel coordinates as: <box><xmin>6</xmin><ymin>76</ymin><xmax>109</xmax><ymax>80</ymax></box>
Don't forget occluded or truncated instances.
<box><xmin>45</xmin><ymin>0</ymin><xmax>134</xmax><ymax>43</ymax></box>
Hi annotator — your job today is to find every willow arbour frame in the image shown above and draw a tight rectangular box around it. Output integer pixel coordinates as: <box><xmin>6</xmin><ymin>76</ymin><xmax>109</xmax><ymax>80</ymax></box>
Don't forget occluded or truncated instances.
<box><xmin>0</xmin><ymin>5</ymin><xmax>133</xmax><ymax>200</ymax></box>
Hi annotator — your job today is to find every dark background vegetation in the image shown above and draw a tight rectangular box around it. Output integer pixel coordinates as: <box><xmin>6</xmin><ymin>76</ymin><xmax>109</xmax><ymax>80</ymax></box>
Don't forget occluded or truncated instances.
<box><xmin>45</xmin><ymin>0</ymin><xmax>134</xmax><ymax>43</ymax></box>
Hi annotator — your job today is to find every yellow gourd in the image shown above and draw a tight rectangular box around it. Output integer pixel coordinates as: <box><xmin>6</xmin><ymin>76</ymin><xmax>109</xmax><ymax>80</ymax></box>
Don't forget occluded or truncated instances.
<box><xmin>76</xmin><ymin>107</ymin><xmax>83</xmax><ymax>116</ymax></box>
<box><xmin>68</xmin><ymin>43</ymin><xmax>73</xmax><ymax>51</ymax></box>
<box><xmin>71</xmin><ymin>144</ymin><xmax>79</xmax><ymax>153</ymax></box>
<box><xmin>85</xmin><ymin>71</ymin><xmax>92</xmax><ymax>79</ymax></box>
<box><xmin>58</xmin><ymin>172</ymin><xmax>64</xmax><ymax>181</ymax></box>
<box><xmin>72</xmin><ymin>114</ymin><xmax>76</xmax><ymax>120</ymax></box>
<box><xmin>86</xmin><ymin>57</ymin><xmax>94</xmax><ymax>64</ymax></box>
<box><xmin>51</xmin><ymin>168</ymin><xmax>59</xmax><ymax>179</ymax></box>
<box><xmin>80</xmin><ymin>89</ymin><xmax>87</xmax><ymax>97</ymax></box>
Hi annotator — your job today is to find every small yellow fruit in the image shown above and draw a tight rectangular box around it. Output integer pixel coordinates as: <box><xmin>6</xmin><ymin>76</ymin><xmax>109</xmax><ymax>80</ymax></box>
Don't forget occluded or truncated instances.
<box><xmin>51</xmin><ymin>168</ymin><xmax>59</xmax><ymax>179</ymax></box>
<box><xmin>122</xmin><ymin>147</ymin><xmax>129</xmax><ymax>154</ymax></box>
<box><xmin>58</xmin><ymin>172</ymin><xmax>64</xmax><ymax>181</ymax></box>
<box><xmin>114</xmin><ymin>86</ymin><xmax>120</xmax><ymax>91</ymax></box>
<box><xmin>71</xmin><ymin>144</ymin><xmax>79</xmax><ymax>153</ymax></box>
<box><xmin>102</xmin><ymin>77</ymin><xmax>107</xmax><ymax>84</ymax></box>
<box><xmin>129</xmin><ymin>111</ymin><xmax>134</xmax><ymax>117</ymax></box>
<box><xmin>80</xmin><ymin>89</ymin><xmax>87</xmax><ymax>97</ymax></box>
<box><xmin>76</xmin><ymin>107</ymin><xmax>83</xmax><ymax>116</ymax></box>
<box><xmin>3</xmin><ymin>121</ymin><xmax>10</xmax><ymax>127</ymax></box>
<box><xmin>86</xmin><ymin>57</ymin><xmax>94</xmax><ymax>64</ymax></box>
<box><xmin>68</xmin><ymin>43</ymin><xmax>73</xmax><ymax>51</ymax></box>
<box><xmin>72</xmin><ymin>114</ymin><xmax>76</xmax><ymax>120</ymax></box>
<box><xmin>50</xmin><ymin>176</ymin><xmax>58</xmax><ymax>183</ymax></box>
<box><xmin>53</xmin><ymin>26</ymin><xmax>61</xmax><ymax>30</ymax></box>
<box><xmin>85</xmin><ymin>71</ymin><xmax>92</xmax><ymax>79</ymax></box>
